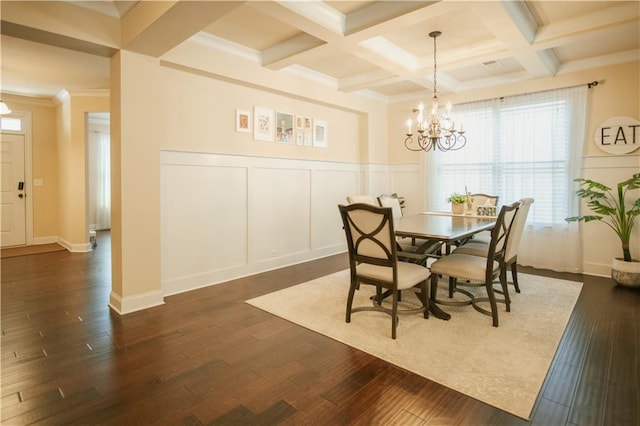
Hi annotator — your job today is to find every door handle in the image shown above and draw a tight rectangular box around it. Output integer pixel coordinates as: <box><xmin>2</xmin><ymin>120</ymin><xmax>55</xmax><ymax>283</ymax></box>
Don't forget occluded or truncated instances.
<box><xmin>18</xmin><ymin>193</ymin><xmax>24</xmax><ymax>198</ymax></box>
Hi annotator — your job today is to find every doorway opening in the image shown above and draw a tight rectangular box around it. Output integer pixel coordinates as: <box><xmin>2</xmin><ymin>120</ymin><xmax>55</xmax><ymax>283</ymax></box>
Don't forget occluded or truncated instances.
<box><xmin>86</xmin><ymin>112</ymin><xmax>111</xmax><ymax>249</ymax></box>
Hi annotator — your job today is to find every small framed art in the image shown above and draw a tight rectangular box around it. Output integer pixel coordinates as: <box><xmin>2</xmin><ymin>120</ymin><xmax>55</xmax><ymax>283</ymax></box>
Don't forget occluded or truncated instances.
<box><xmin>235</xmin><ymin>109</ymin><xmax>251</xmax><ymax>133</ymax></box>
<box><xmin>253</xmin><ymin>106</ymin><xmax>274</xmax><ymax>142</ymax></box>
<box><xmin>313</xmin><ymin>119</ymin><xmax>328</xmax><ymax>148</ymax></box>
<box><xmin>276</xmin><ymin>111</ymin><xmax>294</xmax><ymax>143</ymax></box>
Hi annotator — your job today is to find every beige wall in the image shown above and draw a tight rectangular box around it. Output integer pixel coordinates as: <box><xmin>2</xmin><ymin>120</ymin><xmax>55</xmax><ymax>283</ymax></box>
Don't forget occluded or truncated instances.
<box><xmin>388</xmin><ymin>61</ymin><xmax>640</xmax><ymax>163</ymax></box>
<box><xmin>162</xmin><ymin>39</ymin><xmax>389</xmax><ymax>164</ymax></box>
<box><xmin>56</xmin><ymin>90</ymin><xmax>109</xmax><ymax>249</ymax></box>
<box><xmin>2</xmin><ymin>96</ymin><xmax>60</xmax><ymax>239</ymax></box>
<box><xmin>109</xmin><ymin>50</ymin><xmax>162</xmax><ymax>308</ymax></box>
<box><xmin>160</xmin><ymin>65</ymin><xmax>362</xmax><ymax>162</ymax></box>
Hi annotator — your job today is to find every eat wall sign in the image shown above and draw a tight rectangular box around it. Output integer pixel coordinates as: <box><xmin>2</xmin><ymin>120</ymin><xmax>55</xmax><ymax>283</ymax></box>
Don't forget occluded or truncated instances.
<box><xmin>594</xmin><ymin>116</ymin><xmax>640</xmax><ymax>154</ymax></box>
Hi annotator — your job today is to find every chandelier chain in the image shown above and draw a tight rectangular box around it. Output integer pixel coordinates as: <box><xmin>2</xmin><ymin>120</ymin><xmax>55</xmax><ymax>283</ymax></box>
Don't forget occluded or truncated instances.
<box><xmin>432</xmin><ymin>33</ymin><xmax>437</xmax><ymax>97</ymax></box>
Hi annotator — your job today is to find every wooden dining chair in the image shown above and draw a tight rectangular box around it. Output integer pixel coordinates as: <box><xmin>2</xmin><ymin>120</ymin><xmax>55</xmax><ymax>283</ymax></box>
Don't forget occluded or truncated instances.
<box><xmin>338</xmin><ymin>203</ymin><xmax>431</xmax><ymax>339</ymax></box>
<box><xmin>346</xmin><ymin>194</ymin><xmax>377</xmax><ymax>205</ymax></box>
<box><xmin>462</xmin><ymin>193</ymin><xmax>500</xmax><ymax>244</ymax></box>
<box><xmin>429</xmin><ymin>201</ymin><xmax>521</xmax><ymax>327</ymax></box>
<box><xmin>377</xmin><ymin>194</ymin><xmax>443</xmax><ymax>260</ymax></box>
<box><xmin>469</xmin><ymin>193</ymin><xmax>499</xmax><ymax>211</ymax></box>
<box><xmin>454</xmin><ymin>198</ymin><xmax>534</xmax><ymax>293</ymax></box>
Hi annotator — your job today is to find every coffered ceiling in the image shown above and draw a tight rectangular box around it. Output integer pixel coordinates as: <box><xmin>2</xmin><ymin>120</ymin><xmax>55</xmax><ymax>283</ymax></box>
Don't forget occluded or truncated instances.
<box><xmin>1</xmin><ymin>1</ymin><xmax>638</xmax><ymax>101</ymax></box>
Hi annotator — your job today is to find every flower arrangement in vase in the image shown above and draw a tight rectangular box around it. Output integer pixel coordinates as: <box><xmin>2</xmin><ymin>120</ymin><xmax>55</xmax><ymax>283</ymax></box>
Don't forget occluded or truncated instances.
<box><xmin>447</xmin><ymin>193</ymin><xmax>467</xmax><ymax>215</ymax></box>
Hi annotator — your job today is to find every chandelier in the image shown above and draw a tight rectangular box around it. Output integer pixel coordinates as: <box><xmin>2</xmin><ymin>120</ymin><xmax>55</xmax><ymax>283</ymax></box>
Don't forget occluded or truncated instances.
<box><xmin>404</xmin><ymin>31</ymin><xmax>466</xmax><ymax>152</ymax></box>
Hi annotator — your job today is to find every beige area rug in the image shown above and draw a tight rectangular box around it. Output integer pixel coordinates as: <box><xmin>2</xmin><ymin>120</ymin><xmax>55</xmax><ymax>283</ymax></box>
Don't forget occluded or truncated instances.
<box><xmin>1</xmin><ymin>243</ymin><xmax>66</xmax><ymax>258</ymax></box>
<box><xmin>246</xmin><ymin>270</ymin><xmax>582</xmax><ymax>420</ymax></box>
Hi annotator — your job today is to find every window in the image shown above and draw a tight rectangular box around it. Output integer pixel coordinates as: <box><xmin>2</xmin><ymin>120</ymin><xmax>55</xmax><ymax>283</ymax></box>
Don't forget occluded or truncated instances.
<box><xmin>428</xmin><ymin>86</ymin><xmax>588</xmax><ymax>226</ymax></box>
<box><xmin>0</xmin><ymin>117</ymin><xmax>22</xmax><ymax>132</ymax></box>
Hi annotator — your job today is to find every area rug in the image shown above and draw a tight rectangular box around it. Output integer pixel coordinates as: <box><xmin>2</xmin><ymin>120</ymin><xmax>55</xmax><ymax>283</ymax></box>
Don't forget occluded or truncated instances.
<box><xmin>1</xmin><ymin>243</ymin><xmax>66</xmax><ymax>258</ymax></box>
<box><xmin>246</xmin><ymin>270</ymin><xmax>582</xmax><ymax>420</ymax></box>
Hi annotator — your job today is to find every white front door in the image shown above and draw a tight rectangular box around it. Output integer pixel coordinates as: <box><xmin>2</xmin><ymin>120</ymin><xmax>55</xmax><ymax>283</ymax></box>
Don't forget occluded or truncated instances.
<box><xmin>1</xmin><ymin>134</ymin><xmax>26</xmax><ymax>247</ymax></box>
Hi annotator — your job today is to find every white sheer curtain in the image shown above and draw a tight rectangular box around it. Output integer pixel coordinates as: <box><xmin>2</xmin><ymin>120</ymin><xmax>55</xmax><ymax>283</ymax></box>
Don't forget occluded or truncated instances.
<box><xmin>89</xmin><ymin>131</ymin><xmax>111</xmax><ymax>230</ymax></box>
<box><xmin>425</xmin><ymin>85</ymin><xmax>588</xmax><ymax>272</ymax></box>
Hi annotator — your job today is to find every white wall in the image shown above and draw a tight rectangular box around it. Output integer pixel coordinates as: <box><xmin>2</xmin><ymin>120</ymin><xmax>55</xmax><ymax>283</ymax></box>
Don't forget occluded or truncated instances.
<box><xmin>581</xmin><ymin>155</ymin><xmax>640</xmax><ymax>277</ymax></box>
<box><xmin>160</xmin><ymin>151</ymin><xmax>362</xmax><ymax>295</ymax></box>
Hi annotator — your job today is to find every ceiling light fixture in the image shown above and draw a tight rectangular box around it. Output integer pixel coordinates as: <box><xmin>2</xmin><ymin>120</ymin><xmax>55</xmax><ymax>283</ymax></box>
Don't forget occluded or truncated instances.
<box><xmin>0</xmin><ymin>101</ymin><xmax>11</xmax><ymax>115</ymax></box>
<box><xmin>404</xmin><ymin>31</ymin><xmax>466</xmax><ymax>152</ymax></box>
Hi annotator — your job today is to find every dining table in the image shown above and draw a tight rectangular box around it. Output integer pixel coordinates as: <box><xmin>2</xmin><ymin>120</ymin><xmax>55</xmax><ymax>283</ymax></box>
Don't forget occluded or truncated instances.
<box><xmin>394</xmin><ymin>211</ymin><xmax>497</xmax><ymax>320</ymax></box>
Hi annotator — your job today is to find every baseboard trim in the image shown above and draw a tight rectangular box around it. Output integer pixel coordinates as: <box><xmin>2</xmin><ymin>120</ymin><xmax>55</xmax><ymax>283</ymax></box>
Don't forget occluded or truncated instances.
<box><xmin>163</xmin><ymin>244</ymin><xmax>345</xmax><ymax>297</ymax></box>
<box><xmin>57</xmin><ymin>237</ymin><xmax>91</xmax><ymax>253</ymax></box>
<box><xmin>583</xmin><ymin>261</ymin><xmax>611</xmax><ymax>278</ymax></box>
<box><xmin>32</xmin><ymin>236</ymin><xmax>58</xmax><ymax>245</ymax></box>
<box><xmin>109</xmin><ymin>290</ymin><xmax>165</xmax><ymax>315</ymax></box>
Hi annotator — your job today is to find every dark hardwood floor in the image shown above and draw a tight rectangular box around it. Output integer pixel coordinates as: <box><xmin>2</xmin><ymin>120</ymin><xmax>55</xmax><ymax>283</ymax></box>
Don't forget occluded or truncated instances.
<box><xmin>1</xmin><ymin>231</ymin><xmax>638</xmax><ymax>425</ymax></box>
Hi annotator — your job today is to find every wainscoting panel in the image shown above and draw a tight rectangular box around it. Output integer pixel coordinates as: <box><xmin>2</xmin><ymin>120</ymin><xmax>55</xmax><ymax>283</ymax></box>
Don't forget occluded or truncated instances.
<box><xmin>369</xmin><ymin>169</ymin><xmax>389</xmax><ymax>199</ymax></box>
<box><xmin>161</xmin><ymin>162</ymin><xmax>249</xmax><ymax>295</ymax></box>
<box><xmin>580</xmin><ymin>155</ymin><xmax>639</xmax><ymax>276</ymax></box>
<box><xmin>160</xmin><ymin>151</ymin><xmax>363</xmax><ymax>296</ymax></box>
<box><xmin>311</xmin><ymin>168</ymin><xmax>359</xmax><ymax>251</ymax></box>
<box><xmin>389</xmin><ymin>166</ymin><xmax>421</xmax><ymax>214</ymax></box>
<box><xmin>249</xmin><ymin>167</ymin><xmax>311</xmax><ymax>263</ymax></box>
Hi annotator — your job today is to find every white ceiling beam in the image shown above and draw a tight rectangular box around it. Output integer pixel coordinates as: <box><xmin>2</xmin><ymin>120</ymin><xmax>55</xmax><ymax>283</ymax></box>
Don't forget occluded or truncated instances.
<box><xmin>0</xmin><ymin>0</ymin><xmax>120</xmax><ymax>49</ymax></box>
<box><xmin>262</xmin><ymin>33</ymin><xmax>326</xmax><ymax>68</ymax></box>
<box><xmin>535</xmin><ymin>2</ymin><xmax>640</xmax><ymax>50</ymax></box>
<box><xmin>344</xmin><ymin>1</ymin><xmax>439</xmax><ymax>36</ymax></box>
<box><xmin>275</xmin><ymin>0</ymin><xmax>346</xmax><ymax>35</ymax></box>
<box><xmin>559</xmin><ymin>49</ymin><xmax>640</xmax><ymax>75</ymax></box>
<box><xmin>122</xmin><ymin>1</ymin><xmax>245</xmax><ymax>57</ymax></box>
<box><xmin>338</xmin><ymin>69</ymin><xmax>401</xmax><ymax>92</ymax></box>
<box><xmin>471</xmin><ymin>1</ymin><xmax>555</xmax><ymax>77</ymax></box>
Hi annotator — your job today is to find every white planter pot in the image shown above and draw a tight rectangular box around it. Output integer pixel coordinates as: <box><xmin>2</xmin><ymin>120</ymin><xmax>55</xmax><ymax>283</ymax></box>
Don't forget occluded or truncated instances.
<box><xmin>451</xmin><ymin>204</ymin><xmax>464</xmax><ymax>215</ymax></box>
<box><xmin>611</xmin><ymin>258</ymin><xmax>640</xmax><ymax>288</ymax></box>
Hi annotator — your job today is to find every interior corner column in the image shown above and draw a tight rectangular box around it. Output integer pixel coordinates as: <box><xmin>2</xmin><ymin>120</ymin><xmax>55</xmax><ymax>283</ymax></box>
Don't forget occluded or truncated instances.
<box><xmin>109</xmin><ymin>49</ymin><xmax>163</xmax><ymax>314</ymax></box>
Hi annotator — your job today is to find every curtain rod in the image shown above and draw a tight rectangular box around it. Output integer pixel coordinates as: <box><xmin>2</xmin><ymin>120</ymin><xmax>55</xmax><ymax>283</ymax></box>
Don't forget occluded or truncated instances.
<box><xmin>493</xmin><ymin>80</ymin><xmax>601</xmax><ymax>102</ymax></box>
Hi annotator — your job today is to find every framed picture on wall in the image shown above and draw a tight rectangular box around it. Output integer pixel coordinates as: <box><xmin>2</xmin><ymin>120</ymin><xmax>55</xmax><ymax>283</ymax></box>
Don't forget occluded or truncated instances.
<box><xmin>304</xmin><ymin>117</ymin><xmax>313</xmax><ymax>131</ymax></box>
<box><xmin>304</xmin><ymin>131</ymin><xmax>312</xmax><ymax>146</ymax></box>
<box><xmin>295</xmin><ymin>115</ymin><xmax>304</xmax><ymax>130</ymax></box>
<box><xmin>253</xmin><ymin>106</ymin><xmax>274</xmax><ymax>142</ymax></box>
<box><xmin>235</xmin><ymin>109</ymin><xmax>251</xmax><ymax>133</ymax></box>
<box><xmin>296</xmin><ymin>132</ymin><xmax>304</xmax><ymax>145</ymax></box>
<box><xmin>276</xmin><ymin>111</ymin><xmax>294</xmax><ymax>144</ymax></box>
<box><xmin>313</xmin><ymin>119</ymin><xmax>328</xmax><ymax>148</ymax></box>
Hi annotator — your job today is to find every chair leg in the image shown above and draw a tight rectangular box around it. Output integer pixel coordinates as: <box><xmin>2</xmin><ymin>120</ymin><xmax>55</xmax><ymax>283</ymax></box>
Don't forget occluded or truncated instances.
<box><xmin>430</xmin><ymin>273</ymin><xmax>439</xmax><ymax>304</ymax></box>
<box><xmin>485</xmin><ymin>279</ymin><xmax>499</xmax><ymax>327</ymax></box>
<box><xmin>391</xmin><ymin>290</ymin><xmax>398</xmax><ymax>339</ymax></box>
<box><xmin>448</xmin><ymin>276</ymin><xmax>455</xmax><ymax>298</ymax></box>
<box><xmin>511</xmin><ymin>261</ymin><xmax>521</xmax><ymax>293</ymax></box>
<box><xmin>346</xmin><ymin>280</ymin><xmax>357</xmax><ymax>323</ymax></box>
<box><xmin>374</xmin><ymin>285</ymin><xmax>383</xmax><ymax>305</ymax></box>
<box><xmin>500</xmin><ymin>267</ymin><xmax>511</xmax><ymax>312</ymax></box>
<box><xmin>420</xmin><ymin>279</ymin><xmax>429</xmax><ymax>319</ymax></box>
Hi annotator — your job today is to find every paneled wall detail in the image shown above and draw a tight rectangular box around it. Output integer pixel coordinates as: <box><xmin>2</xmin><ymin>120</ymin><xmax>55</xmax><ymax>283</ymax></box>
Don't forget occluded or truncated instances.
<box><xmin>160</xmin><ymin>151</ymin><xmax>414</xmax><ymax>296</ymax></box>
<box><xmin>580</xmin><ymin>155</ymin><xmax>639</xmax><ymax>277</ymax></box>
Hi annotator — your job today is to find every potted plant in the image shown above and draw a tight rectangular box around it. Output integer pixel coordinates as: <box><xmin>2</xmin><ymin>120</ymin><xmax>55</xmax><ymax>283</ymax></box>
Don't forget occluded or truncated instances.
<box><xmin>566</xmin><ymin>173</ymin><xmax>640</xmax><ymax>287</ymax></box>
<box><xmin>447</xmin><ymin>193</ymin><xmax>467</xmax><ymax>215</ymax></box>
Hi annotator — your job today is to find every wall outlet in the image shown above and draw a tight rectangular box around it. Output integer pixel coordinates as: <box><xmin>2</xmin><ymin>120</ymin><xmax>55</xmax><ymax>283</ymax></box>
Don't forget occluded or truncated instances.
<box><xmin>33</xmin><ymin>178</ymin><xmax>44</xmax><ymax>187</ymax></box>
